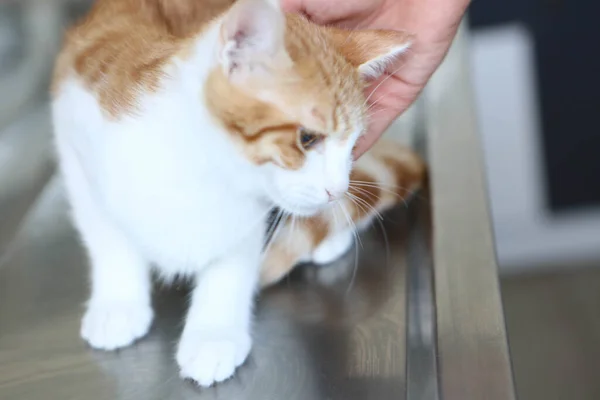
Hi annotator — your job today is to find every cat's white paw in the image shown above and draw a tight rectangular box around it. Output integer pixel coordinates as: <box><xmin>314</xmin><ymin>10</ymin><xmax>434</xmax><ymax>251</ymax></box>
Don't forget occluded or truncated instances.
<box><xmin>81</xmin><ymin>302</ymin><xmax>153</xmax><ymax>350</ymax></box>
<box><xmin>312</xmin><ymin>230</ymin><xmax>354</xmax><ymax>265</ymax></box>
<box><xmin>177</xmin><ymin>330</ymin><xmax>251</xmax><ymax>387</ymax></box>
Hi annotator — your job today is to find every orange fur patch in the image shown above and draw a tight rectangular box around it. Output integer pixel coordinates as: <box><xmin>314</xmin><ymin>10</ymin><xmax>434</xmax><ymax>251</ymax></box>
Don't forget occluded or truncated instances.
<box><xmin>348</xmin><ymin>169</ymin><xmax>381</xmax><ymax>220</ymax></box>
<box><xmin>259</xmin><ymin>244</ymin><xmax>299</xmax><ymax>287</ymax></box>
<box><xmin>303</xmin><ymin>216</ymin><xmax>331</xmax><ymax>246</ymax></box>
<box><xmin>204</xmin><ymin>68</ymin><xmax>307</xmax><ymax>169</ymax></box>
<box><xmin>375</xmin><ymin>141</ymin><xmax>426</xmax><ymax>198</ymax></box>
<box><xmin>382</xmin><ymin>155</ymin><xmax>423</xmax><ymax>198</ymax></box>
<box><xmin>52</xmin><ymin>0</ymin><xmax>231</xmax><ymax>118</ymax></box>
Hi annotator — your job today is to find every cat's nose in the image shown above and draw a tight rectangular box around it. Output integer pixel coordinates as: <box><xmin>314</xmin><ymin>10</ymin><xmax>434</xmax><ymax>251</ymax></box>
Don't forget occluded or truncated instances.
<box><xmin>325</xmin><ymin>189</ymin><xmax>335</xmax><ymax>202</ymax></box>
<box><xmin>325</xmin><ymin>189</ymin><xmax>342</xmax><ymax>202</ymax></box>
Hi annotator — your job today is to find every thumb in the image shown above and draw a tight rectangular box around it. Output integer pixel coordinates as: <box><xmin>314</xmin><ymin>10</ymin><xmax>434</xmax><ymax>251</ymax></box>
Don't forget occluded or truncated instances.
<box><xmin>352</xmin><ymin>113</ymin><xmax>394</xmax><ymax>159</ymax></box>
<box><xmin>279</xmin><ymin>0</ymin><xmax>304</xmax><ymax>12</ymax></box>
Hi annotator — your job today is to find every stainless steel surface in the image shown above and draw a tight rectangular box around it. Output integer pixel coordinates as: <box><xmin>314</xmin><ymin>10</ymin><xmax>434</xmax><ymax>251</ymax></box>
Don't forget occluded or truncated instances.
<box><xmin>0</xmin><ymin>3</ymin><xmax>515</xmax><ymax>399</ymax></box>
<box><xmin>0</xmin><ymin>176</ymin><xmax>412</xmax><ymax>399</ymax></box>
<box><xmin>0</xmin><ymin>0</ymin><xmax>63</xmax><ymax>128</ymax></box>
<box><xmin>406</xmin><ymin>185</ymin><xmax>439</xmax><ymax>400</ymax></box>
<box><xmin>424</xmin><ymin>24</ymin><xmax>516</xmax><ymax>400</ymax></box>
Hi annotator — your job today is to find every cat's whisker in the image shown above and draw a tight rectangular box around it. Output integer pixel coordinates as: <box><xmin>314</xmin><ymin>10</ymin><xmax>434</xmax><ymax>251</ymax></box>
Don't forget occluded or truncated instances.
<box><xmin>346</xmin><ymin>192</ymin><xmax>384</xmax><ymax>221</ymax></box>
<box><xmin>350</xmin><ymin>179</ymin><xmax>413</xmax><ymax>193</ymax></box>
<box><xmin>350</xmin><ymin>179</ymin><xmax>402</xmax><ymax>188</ymax></box>
<box><xmin>350</xmin><ymin>198</ymin><xmax>389</xmax><ymax>268</ymax></box>
<box><xmin>329</xmin><ymin>201</ymin><xmax>342</xmax><ymax>232</ymax></box>
<box><xmin>261</xmin><ymin>216</ymin><xmax>287</xmax><ymax>268</ymax></box>
<box><xmin>287</xmin><ymin>214</ymin><xmax>297</xmax><ymax>247</ymax></box>
<box><xmin>334</xmin><ymin>201</ymin><xmax>360</xmax><ymax>297</ymax></box>
<box><xmin>351</xmin><ymin>181</ymin><xmax>405</xmax><ymax>199</ymax></box>
<box><xmin>345</xmin><ymin>192</ymin><xmax>372</xmax><ymax>217</ymax></box>
<box><xmin>374</xmin><ymin>212</ymin><xmax>391</xmax><ymax>270</ymax></box>
<box><xmin>346</xmin><ymin>238</ymin><xmax>360</xmax><ymax>297</ymax></box>
<box><xmin>266</xmin><ymin>209</ymin><xmax>285</xmax><ymax>243</ymax></box>
<box><xmin>349</xmin><ymin>185</ymin><xmax>384</xmax><ymax>204</ymax></box>
<box><xmin>366</xmin><ymin>108</ymin><xmax>393</xmax><ymax>120</ymax></box>
<box><xmin>360</xmin><ymin>47</ymin><xmax>415</xmax><ymax>114</ymax></box>
<box><xmin>353</xmin><ymin>184</ymin><xmax>406</xmax><ymax>204</ymax></box>
<box><xmin>262</xmin><ymin>208</ymin><xmax>287</xmax><ymax>256</ymax></box>
<box><xmin>351</xmin><ymin>180</ymin><xmax>413</xmax><ymax>211</ymax></box>
<box><xmin>354</xmin><ymin>194</ymin><xmax>384</xmax><ymax>221</ymax></box>
<box><xmin>362</xmin><ymin>63</ymin><xmax>410</xmax><ymax>109</ymax></box>
<box><xmin>344</xmin><ymin>194</ymin><xmax>370</xmax><ymax>219</ymax></box>
<box><xmin>365</xmin><ymin>112</ymin><xmax>392</xmax><ymax>122</ymax></box>
<box><xmin>241</xmin><ymin>207</ymin><xmax>279</xmax><ymax>249</ymax></box>
<box><xmin>338</xmin><ymin>200</ymin><xmax>362</xmax><ymax>250</ymax></box>
<box><xmin>365</xmin><ymin>94</ymin><xmax>388</xmax><ymax>113</ymax></box>
<box><xmin>341</xmin><ymin>31</ymin><xmax>355</xmax><ymax>47</ymax></box>
<box><xmin>350</xmin><ymin>192</ymin><xmax>391</xmax><ymax>271</ymax></box>
<box><xmin>351</xmin><ymin>180</ymin><xmax>427</xmax><ymax>203</ymax></box>
<box><xmin>362</xmin><ymin>48</ymin><xmax>417</xmax><ymax>114</ymax></box>
<box><xmin>363</xmin><ymin>116</ymin><xmax>405</xmax><ymax>126</ymax></box>
<box><xmin>269</xmin><ymin>214</ymin><xmax>287</xmax><ymax>251</ymax></box>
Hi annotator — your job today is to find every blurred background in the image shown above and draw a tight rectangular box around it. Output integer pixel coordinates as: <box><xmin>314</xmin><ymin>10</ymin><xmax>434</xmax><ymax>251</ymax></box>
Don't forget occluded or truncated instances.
<box><xmin>0</xmin><ymin>0</ymin><xmax>598</xmax><ymax>399</ymax></box>
<box><xmin>468</xmin><ymin>2</ymin><xmax>600</xmax><ymax>399</ymax></box>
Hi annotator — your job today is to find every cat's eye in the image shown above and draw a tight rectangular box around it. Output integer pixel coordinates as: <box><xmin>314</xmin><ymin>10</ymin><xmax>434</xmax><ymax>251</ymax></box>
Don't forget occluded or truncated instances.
<box><xmin>299</xmin><ymin>128</ymin><xmax>322</xmax><ymax>150</ymax></box>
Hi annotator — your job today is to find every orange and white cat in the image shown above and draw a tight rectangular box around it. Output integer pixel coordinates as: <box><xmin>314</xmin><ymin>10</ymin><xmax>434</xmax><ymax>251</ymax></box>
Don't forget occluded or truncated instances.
<box><xmin>51</xmin><ymin>0</ymin><xmax>419</xmax><ymax>387</ymax></box>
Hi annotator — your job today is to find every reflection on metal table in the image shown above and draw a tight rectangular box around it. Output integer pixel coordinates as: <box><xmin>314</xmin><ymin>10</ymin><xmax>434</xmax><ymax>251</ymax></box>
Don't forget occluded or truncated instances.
<box><xmin>0</xmin><ymin>174</ymin><xmax>413</xmax><ymax>399</ymax></box>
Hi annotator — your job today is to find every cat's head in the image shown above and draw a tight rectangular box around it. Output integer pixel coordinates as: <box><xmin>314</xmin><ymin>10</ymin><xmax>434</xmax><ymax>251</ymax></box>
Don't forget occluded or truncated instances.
<box><xmin>206</xmin><ymin>0</ymin><xmax>411</xmax><ymax>216</ymax></box>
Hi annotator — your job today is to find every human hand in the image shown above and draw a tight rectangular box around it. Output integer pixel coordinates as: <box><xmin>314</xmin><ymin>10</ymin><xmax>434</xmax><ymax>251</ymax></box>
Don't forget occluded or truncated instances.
<box><xmin>281</xmin><ymin>0</ymin><xmax>471</xmax><ymax>158</ymax></box>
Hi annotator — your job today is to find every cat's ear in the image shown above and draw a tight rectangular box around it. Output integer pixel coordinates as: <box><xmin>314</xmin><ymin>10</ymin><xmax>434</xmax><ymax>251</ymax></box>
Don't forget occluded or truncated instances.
<box><xmin>327</xmin><ymin>28</ymin><xmax>413</xmax><ymax>81</ymax></box>
<box><xmin>219</xmin><ymin>0</ymin><xmax>289</xmax><ymax>80</ymax></box>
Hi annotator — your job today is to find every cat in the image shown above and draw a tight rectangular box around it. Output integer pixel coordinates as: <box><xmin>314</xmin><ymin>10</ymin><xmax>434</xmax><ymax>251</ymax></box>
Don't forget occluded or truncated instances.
<box><xmin>260</xmin><ymin>138</ymin><xmax>424</xmax><ymax>287</ymax></box>
<box><xmin>51</xmin><ymin>0</ymin><xmax>415</xmax><ymax>387</ymax></box>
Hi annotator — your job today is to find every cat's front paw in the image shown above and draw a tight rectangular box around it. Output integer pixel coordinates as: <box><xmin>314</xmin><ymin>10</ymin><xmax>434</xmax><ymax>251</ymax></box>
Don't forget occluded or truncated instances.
<box><xmin>312</xmin><ymin>230</ymin><xmax>354</xmax><ymax>265</ymax></box>
<box><xmin>176</xmin><ymin>330</ymin><xmax>251</xmax><ymax>387</ymax></box>
<box><xmin>81</xmin><ymin>302</ymin><xmax>153</xmax><ymax>350</ymax></box>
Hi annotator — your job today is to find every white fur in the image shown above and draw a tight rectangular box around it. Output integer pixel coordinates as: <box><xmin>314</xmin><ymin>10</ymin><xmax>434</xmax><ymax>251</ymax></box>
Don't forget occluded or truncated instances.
<box><xmin>51</xmin><ymin>1</ymin><xmax>361</xmax><ymax>388</ymax></box>
<box><xmin>359</xmin><ymin>43</ymin><xmax>412</xmax><ymax>80</ymax></box>
<box><xmin>312</xmin><ymin>230</ymin><xmax>354</xmax><ymax>264</ymax></box>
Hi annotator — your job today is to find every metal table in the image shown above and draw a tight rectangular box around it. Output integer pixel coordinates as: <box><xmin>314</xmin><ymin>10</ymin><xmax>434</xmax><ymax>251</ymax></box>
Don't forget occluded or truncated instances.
<box><xmin>0</xmin><ymin>2</ymin><xmax>514</xmax><ymax>399</ymax></box>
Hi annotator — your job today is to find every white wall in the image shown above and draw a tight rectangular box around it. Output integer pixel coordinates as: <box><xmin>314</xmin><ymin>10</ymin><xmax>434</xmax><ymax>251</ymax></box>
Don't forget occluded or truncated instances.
<box><xmin>469</xmin><ymin>24</ymin><xmax>600</xmax><ymax>273</ymax></box>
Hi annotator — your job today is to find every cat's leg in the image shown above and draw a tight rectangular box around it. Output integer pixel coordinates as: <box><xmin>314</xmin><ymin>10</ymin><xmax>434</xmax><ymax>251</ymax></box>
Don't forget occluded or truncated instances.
<box><xmin>259</xmin><ymin>221</ymin><xmax>311</xmax><ymax>288</ymax></box>
<box><xmin>77</xmin><ymin>204</ymin><xmax>153</xmax><ymax>350</ymax></box>
<box><xmin>259</xmin><ymin>244</ymin><xmax>311</xmax><ymax>288</ymax></box>
<box><xmin>80</xmin><ymin>234</ymin><xmax>153</xmax><ymax>350</ymax></box>
<box><xmin>176</xmin><ymin>233</ymin><xmax>262</xmax><ymax>387</ymax></box>
<box><xmin>311</xmin><ymin>229</ymin><xmax>354</xmax><ymax>265</ymax></box>
<box><xmin>62</xmin><ymin>160</ymin><xmax>153</xmax><ymax>350</ymax></box>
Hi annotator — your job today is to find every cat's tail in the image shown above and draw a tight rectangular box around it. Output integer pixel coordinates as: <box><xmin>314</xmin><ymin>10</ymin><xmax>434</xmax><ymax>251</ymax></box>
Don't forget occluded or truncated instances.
<box><xmin>259</xmin><ymin>140</ymin><xmax>425</xmax><ymax>288</ymax></box>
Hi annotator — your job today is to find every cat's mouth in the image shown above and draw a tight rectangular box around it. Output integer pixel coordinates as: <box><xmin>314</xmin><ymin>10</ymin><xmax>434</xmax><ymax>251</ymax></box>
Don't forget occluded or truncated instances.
<box><xmin>266</xmin><ymin>188</ymin><xmax>330</xmax><ymax>217</ymax></box>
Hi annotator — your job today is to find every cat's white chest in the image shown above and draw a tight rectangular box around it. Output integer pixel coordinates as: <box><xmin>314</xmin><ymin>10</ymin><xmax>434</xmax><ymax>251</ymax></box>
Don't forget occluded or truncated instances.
<box><xmin>104</xmin><ymin>162</ymin><xmax>264</xmax><ymax>274</ymax></box>
<box><xmin>53</xmin><ymin>78</ymin><xmax>267</xmax><ymax>275</ymax></box>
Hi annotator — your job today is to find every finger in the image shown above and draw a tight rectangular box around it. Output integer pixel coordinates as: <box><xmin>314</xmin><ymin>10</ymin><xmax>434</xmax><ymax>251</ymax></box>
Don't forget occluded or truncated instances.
<box><xmin>352</xmin><ymin>110</ymin><xmax>397</xmax><ymax>159</ymax></box>
<box><xmin>354</xmin><ymin>79</ymin><xmax>418</xmax><ymax>159</ymax></box>
<box><xmin>279</xmin><ymin>0</ymin><xmax>372</xmax><ymax>25</ymax></box>
<box><xmin>279</xmin><ymin>0</ymin><xmax>304</xmax><ymax>12</ymax></box>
